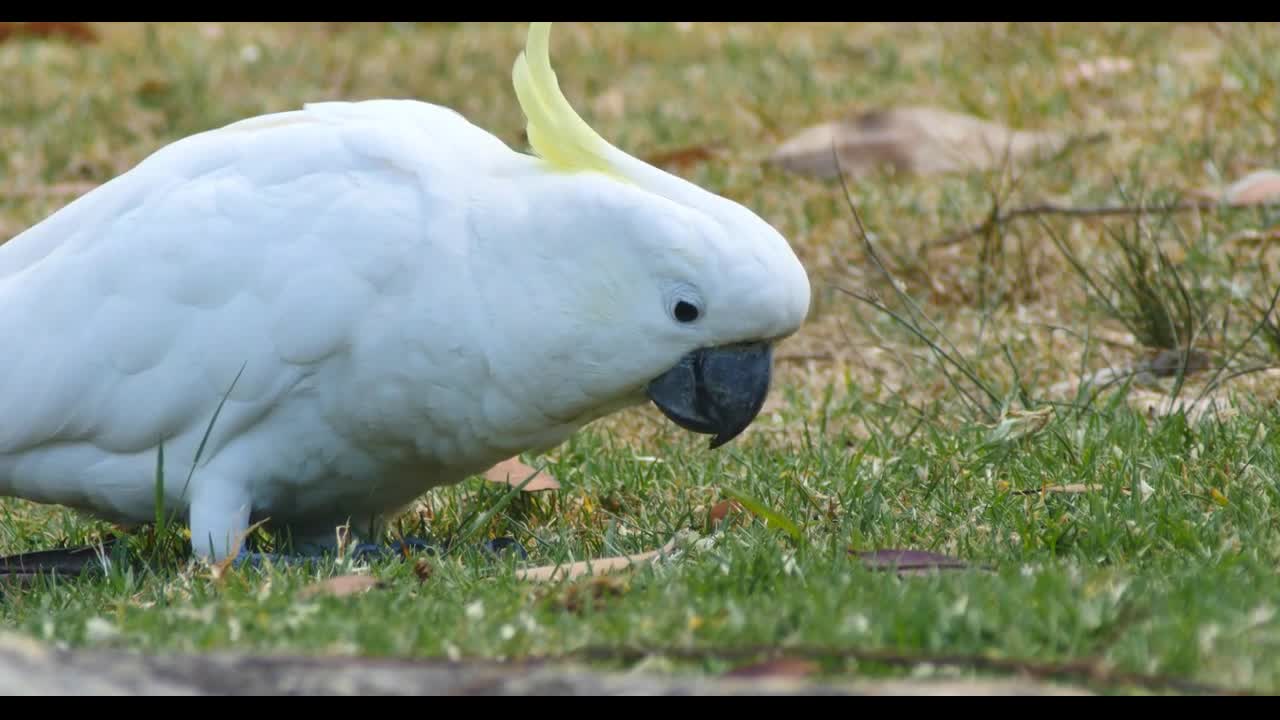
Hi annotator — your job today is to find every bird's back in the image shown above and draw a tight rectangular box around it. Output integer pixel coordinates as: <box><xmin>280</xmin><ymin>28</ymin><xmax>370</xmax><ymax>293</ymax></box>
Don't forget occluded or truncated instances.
<box><xmin>0</xmin><ymin>99</ymin><xmax>522</xmax><ymax>522</ymax></box>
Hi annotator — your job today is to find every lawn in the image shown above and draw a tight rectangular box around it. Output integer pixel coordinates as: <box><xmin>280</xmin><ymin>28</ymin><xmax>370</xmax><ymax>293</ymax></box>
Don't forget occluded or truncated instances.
<box><xmin>2</xmin><ymin>21</ymin><xmax>1279</xmax><ymax>695</ymax></box>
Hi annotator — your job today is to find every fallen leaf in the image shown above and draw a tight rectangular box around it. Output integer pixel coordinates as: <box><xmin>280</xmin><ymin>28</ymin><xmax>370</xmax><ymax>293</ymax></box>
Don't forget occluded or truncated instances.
<box><xmin>852</xmin><ymin>549</ymin><xmax>983</xmax><ymax>575</ymax></box>
<box><xmin>1131</xmin><ymin>389</ymin><xmax>1234</xmax><ymax>425</ymax></box>
<box><xmin>645</xmin><ymin>142</ymin><xmax>723</xmax><ymax>169</ymax></box>
<box><xmin>413</xmin><ymin>558</ymin><xmax>434</xmax><ymax>583</ymax></box>
<box><xmin>592</xmin><ymin>86</ymin><xmax>626</xmax><ymax>120</ymax></box>
<box><xmin>517</xmin><ymin>536</ymin><xmax>680</xmax><ymax>583</ymax></box>
<box><xmin>1140</xmin><ymin>348</ymin><xmax>1212</xmax><ymax>378</ymax></box>
<box><xmin>768</xmin><ymin>106</ymin><xmax>1078</xmax><ymax>180</ymax></box>
<box><xmin>0</xmin><ymin>22</ymin><xmax>98</xmax><ymax>44</ymax></box>
<box><xmin>1224</xmin><ymin>226</ymin><xmax>1280</xmax><ymax>246</ymax></box>
<box><xmin>1063</xmin><ymin>56</ymin><xmax>1135</xmax><ymax>86</ymax></box>
<box><xmin>546</xmin><ymin>575</ymin><xmax>630</xmax><ymax>614</ymax></box>
<box><xmin>1012</xmin><ymin>483</ymin><xmax>1121</xmax><ymax>496</ymax></box>
<box><xmin>725</xmin><ymin>658</ymin><xmax>821</xmax><ymax>679</ymax></box>
<box><xmin>983</xmin><ymin>406</ymin><xmax>1054</xmax><ymax>446</ymax></box>
<box><xmin>299</xmin><ymin>575</ymin><xmax>384</xmax><ymax>599</ymax></box>
<box><xmin>483</xmin><ymin>457</ymin><xmax>560</xmax><ymax>492</ymax></box>
<box><xmin>708</xmin><ymin>498</ymin><xmax>744</xmax><ymax>527</ymax></box>
<box><xmin>1222</xmin><ymin>170</ymin><xmax>1280</xmax><ymax>207</ymax></box>
<box><xmin>136</xmin><ymin>78</ymin><xmax>172</xmax><ymax>98</ymax></box>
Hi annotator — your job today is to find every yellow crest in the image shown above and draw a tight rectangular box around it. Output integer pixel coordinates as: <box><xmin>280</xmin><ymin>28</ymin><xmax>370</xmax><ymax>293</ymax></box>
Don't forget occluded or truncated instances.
<box><xmin>512</xmin><ymin>22</ymin><xmax>628</xmax><ymax>181</ymax></box>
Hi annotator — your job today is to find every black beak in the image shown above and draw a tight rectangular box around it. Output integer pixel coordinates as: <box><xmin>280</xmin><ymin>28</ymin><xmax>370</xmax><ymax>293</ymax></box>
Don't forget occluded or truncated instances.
<box><xmin>645</xmin><ymin>342</ymin><xmax>773</xmax><ymax>449</ymax></box>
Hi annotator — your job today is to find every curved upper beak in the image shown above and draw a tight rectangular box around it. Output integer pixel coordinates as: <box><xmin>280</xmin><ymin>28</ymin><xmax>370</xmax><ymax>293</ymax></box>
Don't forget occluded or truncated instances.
<box><xmin>644</xmin><ymin>342</ymin><xmax>773</xmax><ymax>449</ymax></box>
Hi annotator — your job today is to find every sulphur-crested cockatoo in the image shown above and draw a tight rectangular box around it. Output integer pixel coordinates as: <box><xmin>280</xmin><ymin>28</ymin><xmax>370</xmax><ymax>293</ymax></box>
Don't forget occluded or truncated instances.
<box><xmin>0</xmin><ymin>22</ymin><xmax>810</xmax><ymax>563</ymax></box>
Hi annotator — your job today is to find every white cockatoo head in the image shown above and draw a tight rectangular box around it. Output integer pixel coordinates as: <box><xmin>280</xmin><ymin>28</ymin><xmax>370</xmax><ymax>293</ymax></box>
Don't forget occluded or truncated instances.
<box><xmin>475</xmin><ymin>22</ymin><xmax>811</xmax><ymax>450</ymax></box>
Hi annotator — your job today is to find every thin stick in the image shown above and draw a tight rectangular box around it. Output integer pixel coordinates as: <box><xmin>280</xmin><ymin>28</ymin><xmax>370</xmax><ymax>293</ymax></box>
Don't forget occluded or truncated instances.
<box><xmin>550</xmin><ymin>643</ymin><xmax>1254</xmax><ymax>696</ymax></box>
<box><xmin>929</xmin><ymin>198</ymin><xmax>1280</xmax><ymax>249</ymax></box>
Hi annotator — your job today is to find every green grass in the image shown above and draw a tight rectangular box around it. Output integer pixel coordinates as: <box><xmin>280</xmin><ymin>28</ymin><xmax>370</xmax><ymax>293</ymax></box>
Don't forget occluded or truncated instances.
<box><xmin>3</xmin><ymin>21</ymin><xmax>1280</xmax><ymax>694</ymax></box>
<box><xmin>5</xmin><ymin>407</ymin><xmax>1280</xmax><ymax>692</ymax></box>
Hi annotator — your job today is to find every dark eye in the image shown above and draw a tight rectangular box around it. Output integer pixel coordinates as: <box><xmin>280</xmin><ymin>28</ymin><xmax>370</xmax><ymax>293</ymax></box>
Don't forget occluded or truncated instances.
<box><xmin>674</xmin><ymin>300</ymin><xmax>700</xmax><ymax>323</ymax></box>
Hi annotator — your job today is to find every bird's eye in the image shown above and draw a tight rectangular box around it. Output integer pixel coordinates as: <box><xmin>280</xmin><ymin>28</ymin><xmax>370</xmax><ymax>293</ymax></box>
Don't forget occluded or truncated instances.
<box><xmin>673</xmin><ymin>300</ymin><xmax>700</xmax><ymax>323</ymax></box>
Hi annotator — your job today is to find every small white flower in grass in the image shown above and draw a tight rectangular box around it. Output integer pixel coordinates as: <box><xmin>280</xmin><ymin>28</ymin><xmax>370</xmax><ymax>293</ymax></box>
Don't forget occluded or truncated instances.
<box><xmin>41</xmin><ymin>619</ymin><xmax>55</xmax><ymax>640</ymax></box>
<box><xmin>843</xmin><ymin>614</ymin><xmax>870</xmax><ymax>634</ymax></box>
<box><xmin>499</xmin><ymin>624</ymin><xmax>516</xmax><ymax>641</ymax></box>
<box><xmin>240</xmin><ymin>45</ymin><xmax>261</xmax><ymax>64</ymax></box>
<box><xmin>1138</xmin><ymin>478</ymin><xmax>1155</xmax><ymax>501</ymax></box>
<box><xmin>84</xmin><ymin>617</ymin><xmax>119</xmax><ymax>643</ymax></box>
<box><xmin>1080</xmin><ymin>601</ymin><xmax>1103</xmax><ymax>630</ymax></box>
<box><xmin>464</xmin><ymin>600</ymin><xmax>485</xmax><ymax>620</ymax></box>
<box><xmin>519</xmin><ymin>612</ymin><xmax>539</xmax><ymax>634</ymax></box>
<box><xmin>1199</xmin><ymin>623</ymin><xmax>1222</xmax><ymax>654</ymax></box>
<box><xmin>782</xmin><ymin>552</ymin><xmax>798</xmax><ymax>576</ymax></box>
<box><xmin>1248</xmin><ymin>605</ymin><xmax>1276</xmax><ymax>628</ymax></box>
<box><xmin>282</xmin><ymin>603</ymin><xmax>320</xmax><ymax>631</ymax></box>
<box><xmin>444</xmin><ymin>642</ymin><xmax>462</xmax><ymax>662</ymax></box>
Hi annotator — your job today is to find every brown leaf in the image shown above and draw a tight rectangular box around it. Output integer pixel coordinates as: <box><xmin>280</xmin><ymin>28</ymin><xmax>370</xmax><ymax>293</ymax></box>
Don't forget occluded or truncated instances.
<box><xmin>299</xmin><ymin>575</ymin><xmax>384</xmax><ymax>599</ymax></box>
<box><xmin>0</xmin><ymin>22</ymin><xmax>98</xmax><ymax>45</ymax></box>
<box><xmin>591</xmin><ymin>86</ymin><xmax>626</xmax><ymax>120</ymax></box>
<box><xmin>547</xmin><ymin>575</ymin><xmax>630</xmax><ymax>614</ymax></box>
<box><xmin>708</xmin><ymin>499</ymin><xmax>744</xmax><ymax>527</ymax></box>
<box><xmin>852</xmin><ymin>549</ymin><xmax>985</xmax><ymax>575</ymax></box>
<box><xmin>136</xmin><ymin>78</ymin><xmax>172</xmax><ymax>98</ymax></box>
<box><xmin>1013</xmin><ymin>483</ymin><xmax>1134</xmax><ymax>497</ymax></box>
<box><xmin>1141</xmin><ymin>348</ymin><xmax>1211</xmax><ymax>378</ymax></box>
<box><xmin>483</xmin><ymin>457</ymin><xmax>560</xmax><ymax>492</ymax></box>
<box><xmin>1223</xmin><ymin>170</ymin><xmax>1280</xmax><ymax>207</ymax></box>
<box><xmin>645</xmin><ymin>143</ymin><xmax>723</xmax><ymax>169</ymax></box>
<box><xmin>413</xmin><ymin>558</ymin><xmax>434</xmax><ymax>583</ymax></box>
<box><xmin>1062</xmin><ymin>56</ymin><xmax>1134</xmax><ymax>86</ymax></box>
<box><xmin>768</xmin><ymin>106</ymin><xmax>1074</xmax><ymax>180</ymax></box>
<box><xmin>1018</xmin><ymin>483</ymin><xmax>1097</xmax><ymax>495</ymax></box>
<box><xmin>517</xmin><ymin>536</ymin><xmax>680</xmax><ymax>583</ymax></box>
<box><xmin>724</xmin><ymin>658</ymin><xmax>821</xmax><ymax>679</ymax></box>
